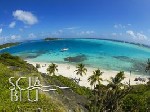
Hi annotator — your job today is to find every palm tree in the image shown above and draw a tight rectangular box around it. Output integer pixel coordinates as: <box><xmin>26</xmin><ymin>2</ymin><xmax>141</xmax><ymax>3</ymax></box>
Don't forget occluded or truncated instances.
<box><xmin>145</xmin><ymin>58</ymin><xmax>150</xmax><ymax>74</ymax></box>
<box><xmin>107</xmin><ymin>71</ymin><xmax>125</xmax><ymax>89</ymax></box>
<box><xmin>88</xmin><ymin>69</ymin><xmax>103</xmax><ymax>87</ymax></box>
<box><xmin>74</xmin><ymin>63</ymin><xmax>87</xmax><ymax>76</ymax></box>
<box><xmin>47</xmin><ymin>63</ymin><xmax>58</xmax><ymax>75</ymax></box>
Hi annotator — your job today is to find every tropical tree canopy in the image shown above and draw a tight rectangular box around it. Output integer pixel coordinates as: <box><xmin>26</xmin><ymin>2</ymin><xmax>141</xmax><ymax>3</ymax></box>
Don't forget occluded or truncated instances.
<box><xmin>47</xmin><ymin>63</ymin><xmax>58</xmax><ymax>75</ymax></box>
<box><xmin>74</xmin><ymin>63</ymin><xmax>87</xmax><ymax>76</ymax></box>
<box><xmin>145</xmin><ymin>58</ymin><xmax>150</xmax><ymax>74</ymax></box>
<box><xmin>107</xmin><ymin>71</ymin><xmax>125</xmax><ymax>89</ymax></box>
<box><xmin>88</xmin><ymin>69</ymin><xmax>103</xmax><ymax>87</ymax></box>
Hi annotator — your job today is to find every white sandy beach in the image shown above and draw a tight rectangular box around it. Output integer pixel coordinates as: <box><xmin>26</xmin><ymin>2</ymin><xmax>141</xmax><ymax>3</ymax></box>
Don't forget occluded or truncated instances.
<box><xmin>26</xmin><ymin>60</ymin><xmax>149</xmax><ymax>88</ymax></box>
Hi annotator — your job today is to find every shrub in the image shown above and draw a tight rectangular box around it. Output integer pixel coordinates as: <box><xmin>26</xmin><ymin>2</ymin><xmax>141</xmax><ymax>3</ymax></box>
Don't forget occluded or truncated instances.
<box><xmin>36</xmin><ymin>64</ymin><xmax>41</xmax><ymax>68</ymax></box>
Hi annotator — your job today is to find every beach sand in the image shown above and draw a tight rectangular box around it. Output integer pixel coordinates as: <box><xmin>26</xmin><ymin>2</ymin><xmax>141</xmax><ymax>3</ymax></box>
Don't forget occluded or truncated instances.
<box><xmin>26</xmin><ymin>60</ymin><xmax>149</xmax><ymax>88</ymax></box>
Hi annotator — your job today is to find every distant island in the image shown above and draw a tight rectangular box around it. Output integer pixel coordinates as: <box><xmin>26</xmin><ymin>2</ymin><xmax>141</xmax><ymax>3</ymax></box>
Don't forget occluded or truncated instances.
<box><xmin>94</xmin><ymin>38</ymin><xmax>150</xmax><ymax>49</ymax></box>
<box><xmin>44</xmin><ymin>37</ymin><xmax>60</xmax><ymax>41</ymax></box>
<box><xmin>0</xmin><ymin>42</ymin><xmax>20</xmax><ymax>50</ymax></box>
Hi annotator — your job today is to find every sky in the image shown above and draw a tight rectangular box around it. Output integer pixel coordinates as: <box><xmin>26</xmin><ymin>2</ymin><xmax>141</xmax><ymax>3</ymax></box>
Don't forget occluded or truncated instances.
<box><xmin>0</xmin><ymin>0</ymin><xmax>150</xmax><ymax>45</ymax></box>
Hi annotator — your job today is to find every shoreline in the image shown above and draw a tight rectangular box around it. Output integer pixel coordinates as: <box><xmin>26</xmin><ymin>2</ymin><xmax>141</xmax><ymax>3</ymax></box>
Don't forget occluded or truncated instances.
<box><xmin>0</xmin><ymin>42</ymin><xmax>20</xmax><ymax>51</ymax></box>
<box><xmin>0</xmin><ymin>46</ymin><xmax>10</xmax><ymax>51</ymax></box>
<box><xmin>25</xmin><ymin>59</ymin><xmax>149</xmax><ymax>88</ymax></box>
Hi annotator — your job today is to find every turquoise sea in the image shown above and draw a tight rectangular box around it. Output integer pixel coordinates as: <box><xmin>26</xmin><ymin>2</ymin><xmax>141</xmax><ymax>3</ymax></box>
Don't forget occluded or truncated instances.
<box><xmin>1</xmin><ymin>39</ymin><xmax>150</xmax><ymax>75</ymax></box>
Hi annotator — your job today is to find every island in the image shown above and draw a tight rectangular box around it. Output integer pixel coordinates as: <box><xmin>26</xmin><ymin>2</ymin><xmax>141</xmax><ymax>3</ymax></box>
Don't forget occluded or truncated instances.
<box><xmin>0</xmin><ymin>42</ymin><xmax>20</xmax><ymax>50</ymax></box>
<box><xmin>44</xmin><ymin>37</ymin><xmax>60</xmax><ymax>41</ymax></box>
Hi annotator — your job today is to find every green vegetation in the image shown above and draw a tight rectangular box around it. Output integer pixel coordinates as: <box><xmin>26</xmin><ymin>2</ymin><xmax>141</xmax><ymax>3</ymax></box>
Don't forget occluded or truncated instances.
<box><xmin>122</xmin><ymin>84</ymin><xmax>150</xmax><ymax>111</ymax></box>
<box><xmin>47</xmin><ymin>63</ymin><xmax>58</xmax><ymax>75</ymax></box>
<box><xmin>0</xmin><ymin>53</ymin><xmax>67</xmax><ymax>111</ymax></box>
<box><xmin>0</xmin><ymin>53</ymin><xmax>150</xmax><ymax>111</ymax></box>
<box><xmin>107</xmin><ymin>71</ymin><xmax>125</xmax><ymax>89</ymax></box>
<box><xmin>36</xmin><ymin>63</ymin><xmax>41</xmax><ymax>68</ymax></box>
<box><xmin>88</xmin><ymin>69</ymin><xmax>103</xmax><ymax>88</ymax></box>
<box><xmin>74</xmin><ymin>63</ymin><xmax>87</xmax><ymax>76</ymax></box>
<box><xmin>146</xmin><ymin>58</ymin><xmax>150</xmax><ymax>75</ymax></box>
<box><xmin>46</xmin><ymin>75</ymin><xmax>91</xmax><ymax>96</ymax></box>
<box><xmin>44</xmin><ymin>37</ymin><xmax>59</xmax><ymax>41</ymax></box>
<box><xmin>0</xmin><ymin>53</ymin><xmax>37</xmax><ymax>72</ymax></box>
<box><xmin>87</xmin><ymin>70</ymin><xmax>131</xmax><ymax>111</ymax></box>
<box><xmin>147</xmin><ymin>78</ymin><xmax>150</xmax><ymax>85</ymax></box>
<box><xmin>87</xmin><ymin>70</ymin><xmax>150</xmax><ymax>111</ymax></box>
<box><xmin>0</xmin><ymin>42</ymin><xmax>20</xmax><ymax>49</ymax></box>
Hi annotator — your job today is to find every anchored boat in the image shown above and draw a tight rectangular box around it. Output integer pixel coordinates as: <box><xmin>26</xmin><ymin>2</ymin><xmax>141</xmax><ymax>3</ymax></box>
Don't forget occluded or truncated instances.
<box><xmin>60</xmin><ymin>48</ymin><xmax>69</xmax><ymax>52</ymax></box>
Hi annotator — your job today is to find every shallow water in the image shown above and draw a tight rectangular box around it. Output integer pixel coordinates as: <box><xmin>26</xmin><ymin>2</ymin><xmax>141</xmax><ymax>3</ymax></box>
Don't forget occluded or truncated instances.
<box><xmin>1</xmin><ymin>39</ymin><xmax>150</xmax><ymax>75</ymax></box>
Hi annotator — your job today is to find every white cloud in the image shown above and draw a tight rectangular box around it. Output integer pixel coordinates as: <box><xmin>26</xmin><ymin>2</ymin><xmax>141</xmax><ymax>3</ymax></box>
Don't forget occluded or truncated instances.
<box><xmin>114</xmin><ymin>24</ymin><xmax>132</xmax><ymax>29</ymax></box>
<box><xmin>114</xmin><ymin>24</ymin><xmax>126</xmax><ymax>29</ymax></box>
<box><xmin>10</xmin><ymin>35</ymin><xmax>21</xmax><ymax>40</ymax></box>
<box><xmin>86</xmin><ymin>31</ymin><xmax>95</xmax><ymax>34</ymax></box>
<box><xmin>0</xmin><ymin>36</ymin><xmax>5</xmax><ymax>44</ymax></box>
<box><xmin>9</xmin><ymin>21</ymin><xmax>16</xmax><ymax>28</ymax></box>
<box><xmin>114</xmin><ymin>24</ymin><xmax>118</xmax><ymax>29</ymax></box>
<box><xmin>126</xmin><ymin>30</ymin><xmax>136</xmax><ymax>38</ymax></box>
<box><xmin>126</xmin><ymin>30</ymin><xmax>148</xmax><ymax>40</ymax></box>
<box><xmin>0</xmin><ymin>28</ymin><xmax>2</xmax><ymax>34</ymax></box>
<box><xmin>28</xmin><ymin>33</ymin><xmax>36</xmax><ymax>38</ymax></box>
<box><xmin>136</xmin><ymin>33</ymin><xmax>147</xmax><ymax>40</ymax></box>
<box><xmin>111</xmin><ymin>32</ymin><xmax>123</xmax><ymax>37</ymax></box>
<box><xmin>52</xmin><ymin>30</ymin><xmax>64</xmax><ymax>36</ymax></box>
<box><xmin>13</xmin><ymin>10</ymin><xmax>38</xmax><ymax>25</ymax></box>
<box><xmin>58</xmin><ymin>30</ymin><xmax>63</xmax><ymax>33</ymax></box>
<box><xmin>112</xmin><ymin>33</ymin><xmax>117</xmax><ymax>36</ymax></box>
<box><xmin>0</xmin><ymin>35</ymin><xmax>21</xmax><ymax>44</ymax></box>
<box><xmin>80</xmin><ymin>30</ymin><xmax>95</xmax><ymax>35</ymax></box>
